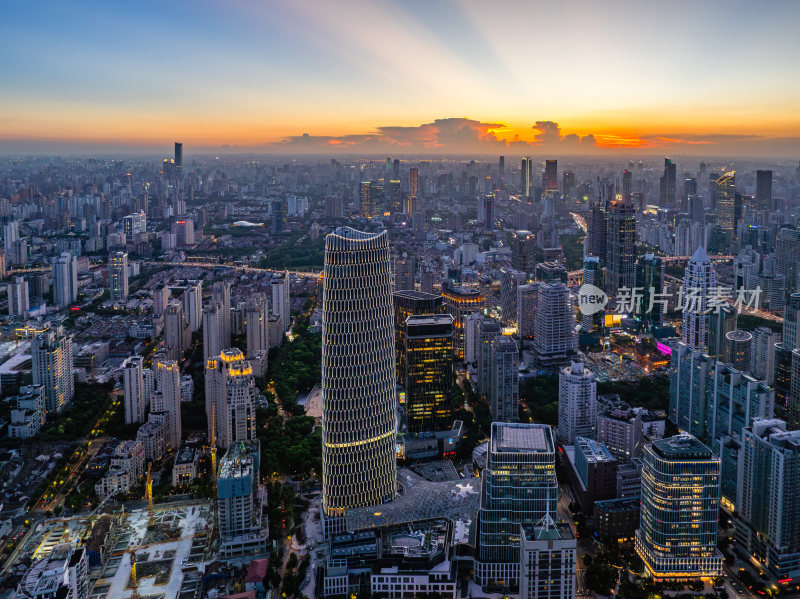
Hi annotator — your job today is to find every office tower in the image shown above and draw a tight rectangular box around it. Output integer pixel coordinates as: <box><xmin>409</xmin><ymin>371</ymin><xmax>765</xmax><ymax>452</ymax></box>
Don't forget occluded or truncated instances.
<box><xmin>394</xmin><ymin>253</ymin><xmax>415</xmax><ymax>291</ymax></box>
<box><xmin>203</xmin><ymin>302</ymin><xmax>227</xmax><ymax>361</ymax></box>
<box><xmin>498</xmin><ymin>156</ymin><xmax>505</xmax><ymax>186</ymax></box>
<box><xmin>324</xmin><ymin>194</ymin><xmax>344</xmax><ymax>220</ymax></box>
<box><xmin>511</xmin><ymin>230</ymin><xmax>536</xmax><ymax>276</ymax></box>
<box><xmin>7</xmin><ymin>275</ymin><xmax>29</xmax><ymax>317</ymax></box>
<box><xmin>544</xmin><ymin>160</ymin><xmax>558</xmax><ymax>191</ymax></box>
<box><xmin>597</xmin><ymin>402</ymin><xmax>645</xmax><ymax>460</ymax></box>
<box><xmin>217</xmin><ymin>440</ymin><xmax>268</xmax><ymax>557</ymax></box>
<box><xmin>789</xmin><ymin>349</ymin><xmax>800</xmax><ymax>429</ymax></box>
<box><xmin>245</xmin><ymin>294</ymin><xmax>269</xmax><ymax>354</ymax></box>
<box><xmin>586</xmin><ymin>198</ymin><xmax>608</xmax><ymax>263</ymax></box>
<box><xmin>393</xmin><ymin>290</ymin><xmax>443</xmax><ymax>384</ymax></box>
<box><xmin>403</xmin><ymin>314</ymin><xmax>454</xmax><ymax>433</ymax></box>
<box><xmin>557</xmin><ymin>361</ymin><xmax>597</xmax><ymax>444</ymax></box>
<box><xmin>359</xmin><ymin>181</ymin><xmax>372</xmax><ymax>218</ymax></box>
<box><xmin>563</xmin><ymin>171</ymin><xmax>575</xmax><ymax>201</ymax></box>
<box><xmin>32</xmin><ymin>328</ymin><xmax>75</xmax><ymax>415</ymax></box>
<box><xmin>175</xmin><ymin>219</ymin><xmax>195</xmax><ymax>245</ymax></box>
<box><xmin>488</xmin><ymin>337</ymin><xmax>519</xmax><ymax>423</ymax></box>
<box><xmin>205</xmin><ymin>348</ymin><xmax>257</xmax><ymax>449</ymax></box>
<box><xmin>659</xmin><ymin>158</ymin><xmax>677</xmax><ymax>207</ymax></box>
<box><xmin>164</xmin><ymin>303</ymin><xmax>189</xmax><ymax>361</ymax></box>
<box><xmin>580</xmin><ymin>257</ymin><xmax>604</xmax><ymax>334</ymax></box>
<box><xmin>108</xmin><ymin>251</ymin><xmax>129</xmax><ymax>302</ymax></box>
<box><xmin>521</xmin><ymin>157</ymin><xmax>532</xmax><ymax>198</ymax></box>
<box><xmin>482</xmin><ymin>194</ymin><xmax>495</xmax><ymax>227</ymax></box>
<box><xmin>152</xmin><ymin>283</ymin><xmax>170</xmax><ymax>316</ymax></box>
<box><xmin>442</xmin><ymin>286</ymin><xmax>484</xmax><ymax>361</ymax></box>
<box><xmin>475</xmin><ymin>317</ymin><xmax>502</xmax><ymax>396</ymax></box>
<box><xmin>774</xmin><ymin>344</ymin><xmax>794</xmax><ymax>411</ymax></box>
<box><xmin>605</xmin><ymin>196</ymin><xmax>636</xmax><ymax>297</ymax></box>
<box><xmin>155</xmin><ymin>358</ymin><xmax>182</xmax><ymax>450</ymax></box>
<box><xmin>681</xmin><ymin>246</ymin><xmax>716</xmax><ymax>352</ymax></box>
<box><xmin>737</xmin><ymin>419</ymin><xmax>800</xmax><ymax>579</ymax></box>
<box><xmin>52</xmin><ymin>252</ymin><xmax>78</xmax><ymax>307</ymax></box>
<box><xmin>776</xmin><ymin>229</ymin><xmax>800</xmax><ymax>296</ymax></box>
<box><xmin>533</xmin><ymin>283</ymin><xmax>577</xmax><ymax>369</ymax></box>
<box><xmin>708</xmin><ymin>303</ymin><xmax>737</xmax><ymax>361</ymax></box>
<box><xmin>271</xmin><ymin>272</ymin><xmax>291</xmax><ymax>332</ymax></box>
<box><xmin>183</xmin><ymin>280</ymin><xmax>202</xmax><ymax>332</ymax></box>
<box><xmin>750</xmin><ymin>327</ymin><xmax>778</xmax><ymax>384</ymax></box>
<box><xmin>477</xmin><ymin>423</ymin><xmax>559</xmax><ymax>590</ymax></box>
<box><xmin>724</xmin><ymin>330</ymin><xmax>752</xmax><ymax>372</ymax></box>
<box><xmin>621</xmin><ymin>169</ymin><xmax>633</xmax><ymax>201</ymax></box>
<box><xmin>707</xmin><ymin>364</ymin><xmax>772</xmax><ymax>446</ymax></box>
<box><xmin>635</xmin><ymin>434</ymin><xmax>723</xmax><ymax>581</ymax></box>
<box><xmin>635</xmin><ymin>254</ymin><xmax>664</xmax><ymax>332</ymax></box>
<box><xmin>784</xmin><ymin>293</ymin><xmax>800</xmax><ymax>350</ymax></box>
<box><xmin>408</xmin><ymin>168</ymin><xmax>419</xmax><ymax>200</ymax></box>
<box><xmin>755</xmin><ymin>169</ymin><xmax>772</xmax><ymax>212</ymax></box>
<box><xmin>715</xmin><ymin>171</ymin><xmax>736</xmax><ymax>246</ymax></box>
<box><xmin>519</xmin><ymin>516</ymin><xmax>576</xmax><ymax>599</ymax></box>
<box><xmin>517</xmin><ymin>283</ymin><xmax>539</xmax><ymax>340</ymax></box>
<box><xmin>123</xmin><ymin>356</ymin><xmax>148</xmax><ymax>424</ymax></box>
<box><xmin>388</xmin><ymin>179</ymin><xmax>402</xmax><ymax>214</ymax></box>
<box><xmin>500</xmin><ymin>268</ymin><xmax>525</xmax><ymax>326</ymax></box>
<box><xmin>122</xmin><ymin>212</ymin><xmax>146</xmax><ymax>238</ymax></box>
<box><xmin>174</xmin><ymin>142</ymin><xmax>183</xmax><ymax>167</ymax></box>
<box><xmin>321</xmin><ymin>228</ymin><xmax>396</xmax><ymax>527</ymax></box>
<box><xmin>669</xmin><ymin>342</ymin><xmax>714</xmax><ymax>439</ymax></box>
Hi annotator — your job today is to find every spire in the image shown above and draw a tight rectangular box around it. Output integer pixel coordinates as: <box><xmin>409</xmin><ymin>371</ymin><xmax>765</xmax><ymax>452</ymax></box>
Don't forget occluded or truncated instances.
<box><xmin>690</xmin><ymin>244</ymin><xmax>710</xmax><ymax>263</ymax></box>
<box><xmin>535</xmin><ymin>513</ymin><xmax>558</xmax><ymax>539</ymax></box>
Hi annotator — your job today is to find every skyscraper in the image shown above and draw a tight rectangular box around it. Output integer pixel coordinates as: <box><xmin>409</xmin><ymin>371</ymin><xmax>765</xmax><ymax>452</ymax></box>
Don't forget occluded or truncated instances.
<box><xmin>605</xmin><ymin>196</ymin><xmax>636</xmax><ymax>297</ymax></box>
<box><xmin>737</xmin><ymin>419</ymin><xmax>800</xmax><ymax>579</ymax></box>
<box><xmin>750</xmin><ymin>326</ymin><xmax>778</xmax><ymax>384</ymax></box>
<box><xmin>164</xmin><ymin>302</ymin><xmax>189</xmax><ymax>361</ymax></box>
<box><xmin>174</xmin><ymin>142</ymin><xmax>183</xmax><ymax>167</ymax></box>
<box><xmin>586</xmin><ymin>198</ymin><xmax>608</xmax><ymax>263</ymax></box>
<box><xmin>488</xmin><ymin>337</ymin><xmax>519</xmax><ymax>423</ymax></box>
<box><xmin>635</xmin><ymin>434</ymin><xmax>723</xmax><ymax>581</ymax></box>
<box><xmin>477</xmin><ymin>423</ymin><xmax>559</xmax><ymax>590</ymax></box>
<box><xmin>108</xmin><ymin>251</ymin><xmax>129</xmax><ymax>303</ymax></box>
<box><xmin>715</xmin><ymin>171</ymin><xmax>736</xmax><ymax>246</ymax></box>
<box><xmin>245</xmin><ymin>294</ymin><xmax>269</xmax><ymax>354</ymax></box>
<box><xmin>32</xmin><ymin>328</ymin><xmax>75</xmax><ymax>416</ymax></box>
<box><xmin>52</xmin><ymin>252</ymin><xmax>78</xmax><ymax>307</ymax></box>
<box><xmin>205</xmin><ymin>348</ymin><xmax>257</xmax><ymax>449</ymax></box>
<box><xmin>544</xmin><ymin>159</ymin><xmax>558</xmax><ymax>191</ymax></box>
<box><xmin>581</xmin><ymin>257</ymin><xmax>604</xmax><ymax>334</ymax></box>
<box><xmin>659</xmin><ymin>158</ymin><xmax>677</xmax><ymax>207</ymax></box>
<box><xmin>776</xmin><ymin>229</ymin><xmax>800</xmax><ymax>297</ymax></box>
<box><xmin>521</xmin><ymin>157</ymin><xmax>532</xmax><ymax>198</ymax></box>
<box><xmin>183</xmin><ymin>280</ymin><xmax>203</xmax><ymax>332</ymax></box>
<box><xmin>123</xmin><ymin>356</ymin><xmax>148</xmax><ymax>424</ymax></box>
<box><xmin>211</xmin><ymin>281</ymin><xmax>232</xmax><ymax>345</ymax></box>
<box><xmin>321</xmin><ymin>228</ymin><xmax>396</xmax><ymax>528</ymax></box>
<box><xmin>155</xmin><ymin>358</ymin><xmax>182</xmax><ymax>450</ymax></box>
<box><xmin>7</xmin><ymin>275</ymin><xmax>29</xmax><ymax>317</ymax></box>
<box><xmin>393</xmin><ymin>290</ymin><xmax>444</xmax><ymax>387</ymax></box>
<box><xmin>755</xmin><ymin>169</ymin><xmax>772</xmax><ymax>212</ymax></box>
<box><xmin>442</xmin><ymin>286</ymin><xmax>484</xmax><ymax>362</ymax></box>
<box><xmin>533</xmin><ymin>283</ymin><xmax>577</xmax><ymax>369</ymax></box>
<box><xmin>393</xmin><ymin>253</ymin><xmax>415</xmax><ymax>291</ymax></box>
<box><xmin>708</xmin><ymin>304</ymin><xmax>737</xmax><ymax>361</ymax></box>
<box><xmin>403</xmin><ymin>314</ymin><xmax>454</xmax><ymax>433</ymax></box>
<box><xmin>203</xmin><ymin>302</ymin><xmax>226</xmax><ymax>362</ymax></box>
<box><xmin>724</xmin><ymin>330</ymin><xmax>753</xmax><ymax>372</ymax></box>
<box><xmin>271</xmin><ymin>271</ymin><xmax>291</xmax><ymax>332</ymax></box>
<box><xmin>511</xmin><ymin>230</ymin><xmax>536</xmax><ymax>276</ymax></box>
<box><xmin>557</xmin><ymin>361</ymin><xmax>597</xmax><ymax>445</ymax></box>
<box><xmin>669</xmin><ymin>342</ymin><xmax>714</xmax><ymax>440</ymax></box>
<box><xmin>682</xmin><ymin>245</ymin><xmax>716</xmax><ymax>353</ymax></box>
<box><xmin>359</xmin><ymin>181</ymin><xmax>372</xmax><ymax>218</ymax></box>
<box><xmin>635</xmin><ymin>254</ymin><xmax>664</xmax><ymax>332</ymax></box>
<box><xmin>519</xmin><ymin>517</ymin><xmax>576</xmax><ymax>599</ymax></box>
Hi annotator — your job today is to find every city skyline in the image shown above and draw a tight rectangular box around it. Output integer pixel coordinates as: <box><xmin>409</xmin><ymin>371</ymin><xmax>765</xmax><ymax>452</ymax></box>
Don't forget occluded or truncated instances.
<box><xmin>2</xmin><ymin>0</ymin><xmax>800</xmax><ymax>156</ymax></box>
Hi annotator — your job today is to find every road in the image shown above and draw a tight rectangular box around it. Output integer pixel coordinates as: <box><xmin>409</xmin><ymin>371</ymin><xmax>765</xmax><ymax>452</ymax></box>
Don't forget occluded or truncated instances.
<box><xmin>143</xmin><ymin>261</ymin><xmax>322</xmax><ymax>279</ymax></box>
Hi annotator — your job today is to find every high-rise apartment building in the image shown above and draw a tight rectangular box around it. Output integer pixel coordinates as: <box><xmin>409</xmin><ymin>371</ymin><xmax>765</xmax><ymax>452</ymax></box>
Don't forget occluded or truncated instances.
<box><xmin>7</xmin><ymin>275</ymin><xmax>29</xmax><ymax>317</ymax></box>
<box><xmin>708</xmin><ymin>304</ymin><xmax>737</xmax><ymax>361</ymax></box>
<box><xmin>52</xmin><ymin>252</ymin><xmax>78</xmax><ymax>307</ymax></box>
<box><xmin>32</xmin><ymin>328</ymin><xmax>75</xmax><ymax>416</ymax></box>
<box><xmin>211</xmin><ymin>281</ymin><xmax>232</xmax><ymax>345</ymax></box>
<box><xmin>776</xmin><ymin>229</ymin><xmax>800</xmax><ymax>297</ymax></box>
<box><xmin>164</xmin><ymin>302</ymin><xmax>189</xmax><ymax>361</ymax></box>
<box><xmin>750</xmin><ymin>326</ymin><xmax>779</xmax><ymax>384</ymax></box>
<box><xmin>108</xmin><ymin>251</ymin><xmax>129</xmax><ymax>302</ymax></box>
<box><xmin>557</xmin><ymin>361</ymin><xmax>597</xmax><ymax>445</ymax></box>
<box><xmin>123</xmin><ymin>356</ymin><xmax>148</xmax><ymax>424</ymax></box>
<box><xmin>183</xmin><ymin>280</ymin><xmax>202</xmax><ymax>332</ymax></box>
<box><xmin>724</xmin><ymin>329</ymin><xmax>752</xmax><ymax>372</ymax></box>
<box><xmin>477</xmin><ymin>423</ymin><xmax>559</xmax><ymax>590</ymax></box>
<box><xmin>154</xmin><ymin>359</ymin><xmax>182</xmax><ymax>450</ymax></box>
<box><xmin>737</xmin><ymin>419</ymin><xmax>800</xmax><ymax>580</ymax></box>
<box><xmin>517</xmin><ymin>283</ymin><xmax>539</xmax><ymax>340</ymax></box>
<box><xmin>394</xmin><ymin>253</ymin><xmax>415</xmax><ymax>291</ymax></box>
<box><xmin>402</xmin><ymin>314</ymin><xmax>454</xmax><ymax>433</ymax></box>
<box><xmin>203</xmin><ymin>302</ymin><xmax>226</xmax><ymax>362</ymax></box>
<box><xmin>152</xmin><ymin>283</ymin><xmax>170</xmax><ymax>316</ymax></box>
<box><xmin>205</xmin><ymin>348</ymin><xmax>257</xmax><ymax>450</ymax></box>
<box><xmin>682</xmin><ymin>246</ymin><xmax>716</xmax><ymax>353</ymax></box>
<box><xmin>271</xmin><ymin>271</ymin><xmax>291</xmax><ymax>332</ymax></box>
<box><xmin>669</xmin><ymin>342</ymin><xmax>714</xmax><ymax>440</ymax></box>
<box><xmin>511</xmin><ymin>230</ymin><xmax>536</xmax><ymax>276</ymax></box>
<box><xmin>321</xmin><ymin>228</ymin><xmax>396</xmax><ymax>529</ymax></box>
<box><xmin>635</xmin><ymin>434</ymin><xmax>723</xmax><ymax>581</ymax></box>
<box><xmin>707</xmin><ymin>364</ymin><xmax>772</xmax><ymax>447</ymax></box>
<box><xmin>245</xmin><ymin>294</ymin><xmax>269</xmax><ymax>354</ymax></box>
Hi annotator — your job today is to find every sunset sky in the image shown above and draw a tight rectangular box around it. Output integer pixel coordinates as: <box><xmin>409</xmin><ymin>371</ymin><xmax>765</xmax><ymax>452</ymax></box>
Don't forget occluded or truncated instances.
<box><xmin>2</xmin><ymin>0</ymin><xmax>800</xmax><ymax>156</ymax></box>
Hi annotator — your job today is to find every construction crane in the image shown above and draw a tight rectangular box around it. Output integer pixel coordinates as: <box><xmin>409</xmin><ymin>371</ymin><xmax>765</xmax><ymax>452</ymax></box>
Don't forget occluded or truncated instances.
<box><xmin>129</xmin><ymin>549</ymin><xmax>140</xmax><ymax>599</ymax></box>
<box><xmin>146</xmin><ymin>463</ymin><xmax>154</xmax><ymax>528</ymax></box>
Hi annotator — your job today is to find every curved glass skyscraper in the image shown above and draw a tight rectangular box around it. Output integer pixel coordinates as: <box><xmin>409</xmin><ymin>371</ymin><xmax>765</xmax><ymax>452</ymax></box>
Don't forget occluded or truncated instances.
<box><xmin>322</xmin><ymin>227</ymin><xmax>397</xmax><ymax>523</ymax></box>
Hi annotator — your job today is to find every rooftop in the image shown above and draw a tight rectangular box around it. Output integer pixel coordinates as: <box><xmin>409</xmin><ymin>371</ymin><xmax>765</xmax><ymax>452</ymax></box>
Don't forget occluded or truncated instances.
<box><xmin>492</xmin><ymin>423</ymin><xmax>553</xmax><ymax>453</ymax></box>
<box><xmin>652</xmin><ymin>434</ymin><xmax>712</xmax><ymax>460</ymax></box>
<box><xmin>594</xmin><ymin>496</ymin><xmax>641</xmax><ymax>513</ymax></box>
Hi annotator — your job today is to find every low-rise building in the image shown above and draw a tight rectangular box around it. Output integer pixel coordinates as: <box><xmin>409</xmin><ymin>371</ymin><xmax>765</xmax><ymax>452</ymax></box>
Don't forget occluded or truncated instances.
<box><xmin>172</xmin><ymin>446</ymin><xmax>199</xmax><ymax>487</ymax></box>
<box><xmin>594</xmin><ymin>497</ymin><xmax>640</xmax><ymax>542</ymax></box>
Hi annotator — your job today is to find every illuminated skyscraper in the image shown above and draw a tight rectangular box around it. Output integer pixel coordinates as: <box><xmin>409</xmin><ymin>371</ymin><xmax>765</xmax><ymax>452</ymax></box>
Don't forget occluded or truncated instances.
<box><xmin>393</xmin><ymin>290</ymin><xmax>443</xmax><ymax>383</ymax></box>
<box><xmin>205</xmin><ymin>348</ymin><xmax>257</xmax><ymax>450</ymax></box>
<box><xmin>32</xmin><ymin>328</ymin><xmax>74</xmax><ymax>416</ymax></box>
<box><xmin>155</xmin><ymin>358</ymin><xmax>182</xmax><ymax>450</ymax></box>
<box><xmin>321</xmin><ymin>227</ymin><xmax>396</xmax><ymax>526</ymax></box>
<box><xmin>403</xmin><ymin>314</ymin><xmax>454</xmax><ymax>433</ymax></box>
<box><xmin>359</xmin><ymin>181</ymin><xmax>372</xmax><ymax>218</ymax></box>
<box><xmin>606</xmin><ymin>196</ymin><xmax>636</xmax><ymax>297</ymax></box>
<box><xmin>715</xmin><ymin>171</ymin><xmax>736</xmax><ymax>245</ymax></box>
<box><xmin>108</xmin><ymin>251</ymin><xmax>129</xmax><ymax>302</ymax></box>
<box><xmin>442</xmin><ymin>286</ymin><xmax>484</xmax><ymax>361</ymax></box>
<box><xmin>521</xmin><ymin>157</ymin><xmax>532</xmax><ymax>198</ymax></box>
<box><xmin>635</xmin><ymin>434</ymin><xmax>723</xmax><ymax>581</ymax></box>
<box><xmin>557</xmin><ymin>361</ymin><xmax>597</xmax><ymax>445</ymax></box>
<box><xmin>668</xmin><ymin>342</ymin><xmax>714</xmax><ymax>440</ymax></box>
<box><xmin>682</xmin><ymin>245</ymin><xmax>716</xmax><ymax>353</ymax></box>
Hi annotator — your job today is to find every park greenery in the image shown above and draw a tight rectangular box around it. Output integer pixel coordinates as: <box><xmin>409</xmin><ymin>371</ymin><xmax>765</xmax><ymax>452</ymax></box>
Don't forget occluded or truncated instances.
<box><xmin>259</xmin><ymin>235</ymin><xmax>325</xmax><ymax>271</ymax></box>
<box><xmin>39</xmin><ymin>381</ymin><xmax>116</xmax><ymax>441</ymax></box>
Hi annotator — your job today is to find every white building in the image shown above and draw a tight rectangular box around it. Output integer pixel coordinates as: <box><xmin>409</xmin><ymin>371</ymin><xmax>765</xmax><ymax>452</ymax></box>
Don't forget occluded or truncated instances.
<box><xmin>519</xmin><ymin>517</ymin><xmax>577</xmax><ymax>599</ymax></box>
<box><xmin>557</xmin><ymin>361</ymin><xmax>597</xmax><ymax>445</ymax></box>
<box><xmin>122</xmin><ymin>356</ymin><xmax>148</xmax><ymax>424</ymax></box>
<box><xmin>205</xmin><ymin>348</ymin><xmax>257</xmax><ymax>449</ymax></box>
<box><xmin>682</xmin><ymin>245</ymin><xmax>716</xmax><ymax>353</ymax></box>
<box><xmin>7</xmin><ymin>275</ymin><xmax>29</xmax><ymax>317</ymax></box>
<box><xmin>108</xmin><ymin>251</ymin><xmax>129</xmax><ymax>303</ymax></box>
<box><xmin>52</xmin><ymin>252</ymin><xmax>79</xmax><ymax>307</ymax></box>
<box><xmin>32</xmin><ymin>328</ymin><xmax>74</xmax><ymax>416</ymax></box>
<box><xmin>271</xmin><ymin>271</ymin><xmax>291</xmax><ymax>332</ymax></box>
